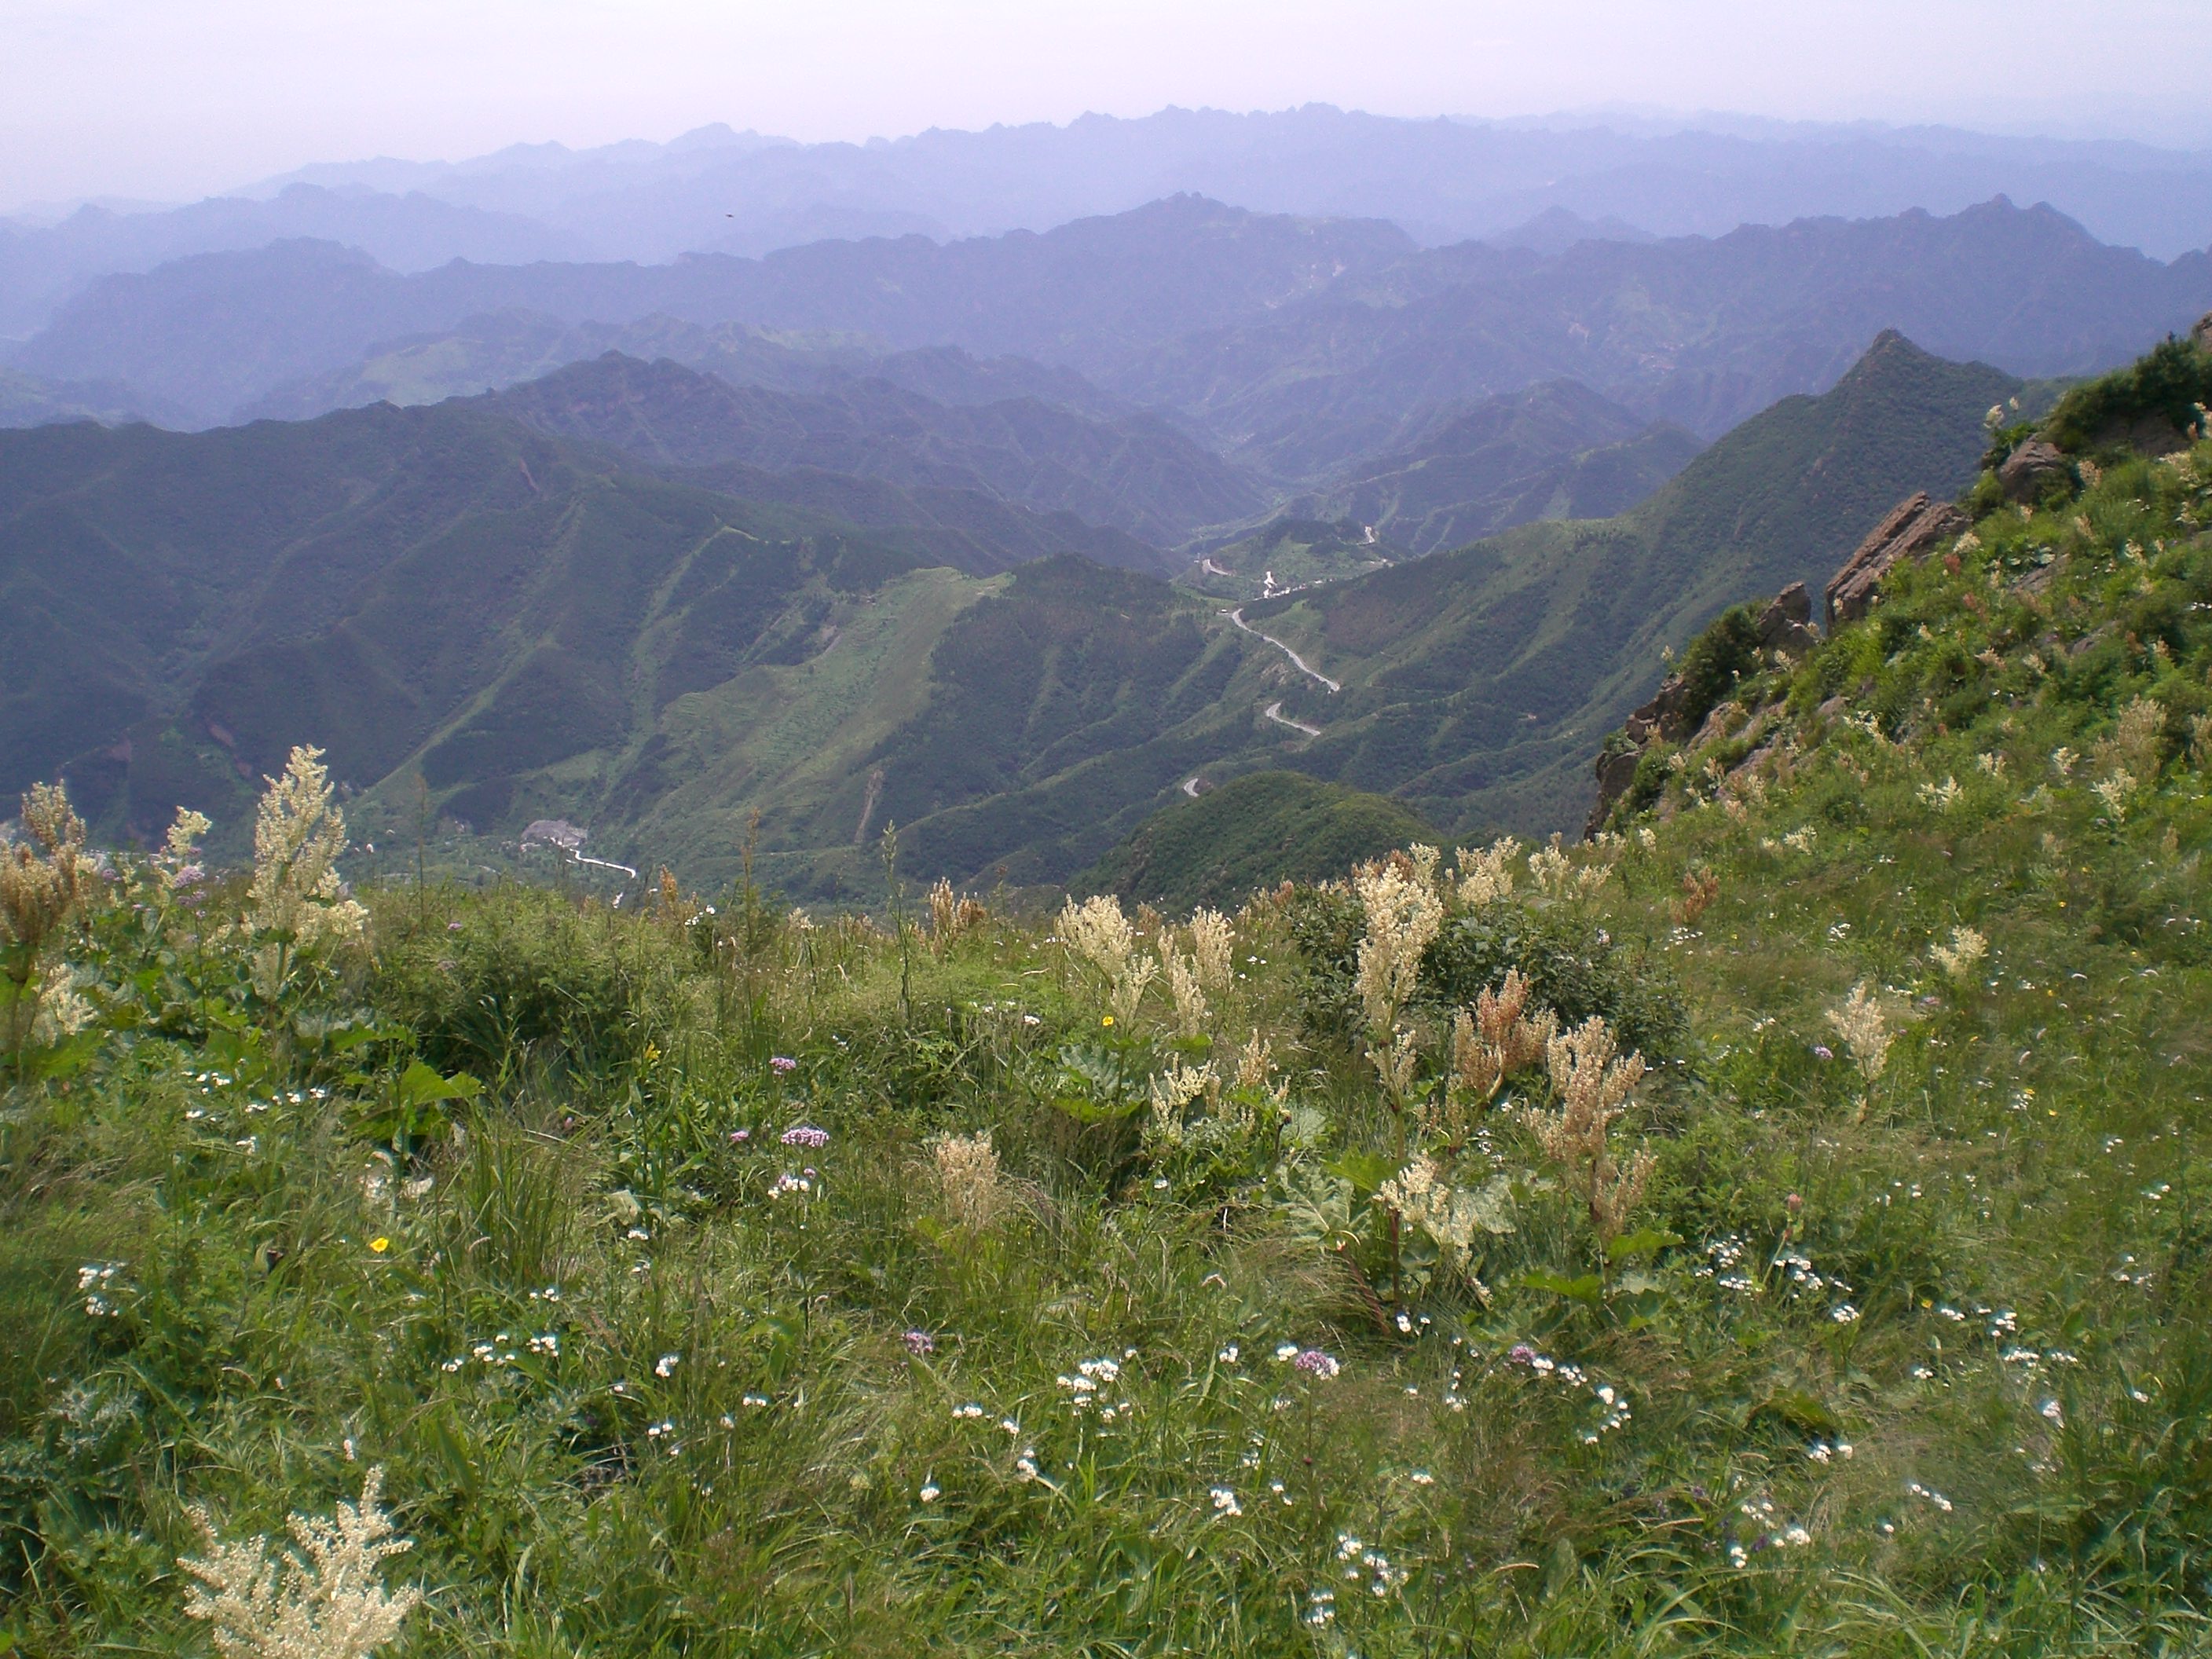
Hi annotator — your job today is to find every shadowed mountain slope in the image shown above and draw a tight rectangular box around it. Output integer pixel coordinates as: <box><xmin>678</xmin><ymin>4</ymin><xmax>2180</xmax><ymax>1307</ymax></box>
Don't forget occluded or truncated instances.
<box><xmin>0</xmin><ymin>398</ymin><xmax>1163</xmax><ymax>852</ymax></box>
<box><xmin>480</xmin><ymin>353</ymin><xmax>1265</xmax><ymax>552</ymax></box>
<box><xmin>1212</xmin><ymin>330</ymin><xmax>2026</xmax><ymax>833</ymax></box>
<box><xmin>1280</xmin><ymin>381</ymin><xmax>1703</xmax><ymax>555</ymax></box>
<box><xmin>1075</xmin><ymin>769</ymin><xmax>1436</xmax><ymax>910</ymax></box>
<box><xmin>0</xmin><ymin>329</ymin><xmax>2090</xmax><ymax>898</ymax></box>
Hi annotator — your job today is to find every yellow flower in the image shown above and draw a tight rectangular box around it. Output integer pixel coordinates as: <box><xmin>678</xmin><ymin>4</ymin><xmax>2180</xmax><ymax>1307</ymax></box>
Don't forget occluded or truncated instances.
<box><xmin>368</xmin><ymin>1237</ymin><xmax>390</xmax><ymax>1254</ymax></box>
<box><xmin>643</xmin><ymin>1042</ymin><xmax>661</xmax><ymax>1064</ymax></box>
<box><xmin>1101</xmin><ymin>1015</ymin><xmax>1115</xmax><ymax>1027</ymax></box>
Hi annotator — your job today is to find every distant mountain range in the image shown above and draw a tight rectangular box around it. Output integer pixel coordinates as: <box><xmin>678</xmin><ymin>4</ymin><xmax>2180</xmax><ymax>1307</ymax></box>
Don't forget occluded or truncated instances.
<box><xmin>7</xmin><ymin>196</ymin><xmax>2203</xmax><ymax>463</ymax></box>
<box><xmin>6</xmin><ymin>105</ymin><xmax>2211</xmax><ymax>339</ymax></box>
<box><xmin>478</xmin><ymin>353</ymin><xmax>1265</xmax><ymax>551</ymax></box>
<box><xmin>0</xmin><ymin>326</ymin><xmax>2028</xmax><ymax>895</ymax></box>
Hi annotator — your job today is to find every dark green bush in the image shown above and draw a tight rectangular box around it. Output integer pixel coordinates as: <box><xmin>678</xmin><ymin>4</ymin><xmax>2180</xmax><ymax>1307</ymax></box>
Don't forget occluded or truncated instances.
<box><xmin>1287</xmin><ymin>887</ymin><xmax>1686</xmax><ymax>1062</ymax></box>
<box><xmin>2043</xmin><ymin>336</ymin><xmax>2212</xmax><ymax>456</ymax></box>
<box><xmin>375</xmin><ymin>889</ymin><xmax>656</xmax><ymax>1079</ymax></box>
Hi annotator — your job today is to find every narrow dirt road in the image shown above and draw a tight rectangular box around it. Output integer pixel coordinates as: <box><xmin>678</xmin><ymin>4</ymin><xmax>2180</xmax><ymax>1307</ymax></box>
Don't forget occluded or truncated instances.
<box><xmin>1224</xmin><ymin>607</ymin><xmax>1341</xmax><ymax>693</ymax></box>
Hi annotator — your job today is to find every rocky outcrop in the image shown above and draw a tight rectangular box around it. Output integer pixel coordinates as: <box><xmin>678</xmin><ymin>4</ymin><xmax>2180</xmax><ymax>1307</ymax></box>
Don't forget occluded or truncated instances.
<box><xmin>1585</xmin><ymin>580</ymin><xmax>1816</xmax><ymax>837</ymax></box>
<box><xmin>1997</xmin><ymin>437</ymin><xmax>2072</xmax><ymax>505</ymax></box>
<box><xmin>1756</xmin><ymin>582</ymin><xmax>1817</xmax><ymax>660</ymax></box>
<box><xmin>1623</xmin><ymin>674</ymin><xmax>1691</xmax><ymax>748</ymax></box>
<box><xmin>1823</xmin><ymin>493</ymin><xmax>1970</xmax><ymax>629</ymax></box>
<box><xmin>2195</xmin><ymin>311</ymin><xmax>2212</xmax><ymax>352</ymax></box>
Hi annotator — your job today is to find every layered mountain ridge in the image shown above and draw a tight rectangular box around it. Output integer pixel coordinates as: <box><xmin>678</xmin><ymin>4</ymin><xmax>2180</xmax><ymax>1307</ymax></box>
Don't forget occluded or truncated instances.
<box><xmin>0</xmin><ymin>324</ymin><xmax>2028</xmax><ymax>899</ymax></box>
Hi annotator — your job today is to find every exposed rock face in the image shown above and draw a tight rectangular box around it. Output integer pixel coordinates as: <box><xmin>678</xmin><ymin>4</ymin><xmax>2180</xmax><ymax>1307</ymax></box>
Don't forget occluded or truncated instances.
<box><xmin>2195</xmin><ymin>311</ymin><xmax>2212</xmax><ymax>352</ymax></box>
<box><xmin>1823</xmin><ymin>492</ymin><xmax>1970</xmax><ymax>628</ymax></box>
<box><xmin>1585</xmin><ymin>748</ymin><xmax>1642</xmax><ymax>839</ymax></box>
<box><xmin>1585</xmin><ymin>580</ymin><xmax>1817</xmax><ymax>837</ymax></box>
<box><xmin>1756</xmin><ymin>581</ymin><xmax>1818</xmax><ymax>660</ymax></box>
<box><xmin>1998</xmin><ymin>437</ymin><xmax>2072</xmax><ymax>504</ymax></box>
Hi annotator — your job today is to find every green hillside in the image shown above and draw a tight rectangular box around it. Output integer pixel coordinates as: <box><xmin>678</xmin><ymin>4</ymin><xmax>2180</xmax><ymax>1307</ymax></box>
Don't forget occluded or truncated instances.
<box><xmin>1075</xmin><ymin>768</ymin><xmax>1435</xmax><ymax>909</ymax></box>
<box><xmin>2</xmin><ymin>329</ymin><xmax>2055</xmax><ymax>901</ymax></box>
<box><xmin>482</xmin><ymin>352</ymin><xmax>1266</xmax><ymax>553</ymax></box>
<box><xmin>1228</xmin><ymin>330</ymin><xmax>2031</xmax><ymax>835</ymax></box>
<box><xmin>1286</xmin><ymin>379</ymin><xmax>1702</xmax><ymax>555</ymax></box>
<box><xmin>4</xmin><ymin>342</ymin><xmax>2210</xmax><ymax>1654</ymax></box>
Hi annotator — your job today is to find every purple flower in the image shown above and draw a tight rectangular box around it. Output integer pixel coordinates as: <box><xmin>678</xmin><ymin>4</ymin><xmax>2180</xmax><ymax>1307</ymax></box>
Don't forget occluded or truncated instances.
<box><xmin>781</xmin><ymin>1124</ymin><xmax>829</xmax><ymax>1148</ymax></box>
<box><xmin>903</xmin><ymin>1330</ymin><xmax>935</xmax><ymax>1356</ymax></box>
<box><xmin>1507</xmin><ymin>1343</ymin><xmax>1538</xmax><ymax>1366</ymax></box>
<box><xmin>769</xmin><ymin>1056</ymin><xmax>797</xmax><ymax>1074</ymax></box>
<box><xmin>1293</xmin><ymin>1349</ymin><xmax>1340</xmax><ymax>1378</ymax></box>
<box><xmin>447</xmin><ymin>920</ymin><xmax>463</xmax><ymax>932</ymax></box>
<box><xmin>729</xmin><ymin>1129</ymin><xmax>750</xmax><ymax>1143</ymax></box>
<box><xmin>172</xmin><ymin>864</ymin><xmax>204</xmax><ymax>889</ymax></box>
<box><xmin>1812</xmin><ymin>1045</ymin><xmax>1833</xmax><ymax>1061</ymax></box>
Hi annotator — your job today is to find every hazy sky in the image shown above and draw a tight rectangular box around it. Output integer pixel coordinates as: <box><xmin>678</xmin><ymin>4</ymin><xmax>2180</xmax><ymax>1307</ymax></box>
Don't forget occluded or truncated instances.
<box><xmin>7</xmin><ymin>0</ymin><xmax>2211</xmax><ymax>207</ymax></box>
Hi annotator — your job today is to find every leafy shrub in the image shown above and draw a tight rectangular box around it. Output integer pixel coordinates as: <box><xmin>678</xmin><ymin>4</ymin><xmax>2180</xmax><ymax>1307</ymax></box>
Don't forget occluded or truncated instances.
<box><xmin>1286</xmin><ymin>886</ymin><xmax>1685</xmax><ymax>1061</ymax></box>
<box><xmin>1672</xmin><ymin>603</ymin><xmax>1765</xmax><ymax>738</ymax></box>
<box><xmin>1424</xmin><ymin>902</ymin><xmax>1685</xmax><ymax>1062</ymax></box>
<box><xmin>374</xmin><ymin>890</ymin><xmax>656</xmax><ymax>1079</ymax></box>
<box><xmin>2043</xmin><ymin>335</ymin><xmax>2212</xmax><ymax>456</ymax></box>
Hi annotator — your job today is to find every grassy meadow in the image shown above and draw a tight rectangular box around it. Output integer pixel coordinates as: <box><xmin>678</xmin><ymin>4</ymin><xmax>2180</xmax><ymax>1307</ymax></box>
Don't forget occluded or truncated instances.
<box><xmin>4</xmin><ymin>428</ymin><xmax>2212</xmax><ymax>1654</ymax></box>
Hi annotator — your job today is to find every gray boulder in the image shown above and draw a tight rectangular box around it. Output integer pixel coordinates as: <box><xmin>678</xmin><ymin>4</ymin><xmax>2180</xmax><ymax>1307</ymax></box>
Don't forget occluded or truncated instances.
<box><xmin>1998</xmin><ymin>437</ymin><xmax>2072</xmax><ymax>504</ymax></box>
<box><xmin>1825</xmin><ymin>493</ymin><xmax>1971</xmax><ymax>628</ymax></box>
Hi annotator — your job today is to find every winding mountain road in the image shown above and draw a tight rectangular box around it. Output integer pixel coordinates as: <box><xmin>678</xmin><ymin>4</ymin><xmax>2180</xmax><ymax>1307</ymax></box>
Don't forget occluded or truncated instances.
<box><xmin>1262</xmin><ymin>701</ymin><xmax>1323</xmax><ymax>738</ymax></box>
<box><xmin>1224</xmin><ymin>607</ymin><xmax>1341</xmax><ymax>693</ymax></box>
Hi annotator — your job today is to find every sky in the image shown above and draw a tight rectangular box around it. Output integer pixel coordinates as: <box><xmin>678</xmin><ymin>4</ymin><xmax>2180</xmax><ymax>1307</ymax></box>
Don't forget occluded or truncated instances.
<box><xmin>6</xmin><ymin>0</ymin><xmax>2212</xmax><ymax>209</ymax></box>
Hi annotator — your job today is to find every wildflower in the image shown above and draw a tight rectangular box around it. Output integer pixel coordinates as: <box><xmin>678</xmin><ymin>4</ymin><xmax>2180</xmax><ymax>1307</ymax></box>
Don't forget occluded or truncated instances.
<box><xmin>368</xmin><ymin>1238</ymin><xmax>390</xmax><ymax>1255</ymax></box>
<box><xmin>1144</xmin><ymin>1061</ymin><xmax>1214</xmax><ymax>1148</ymax></box>
<box><xmin>2090</xmin><ymin>771</ymin><xmax>2136</xmax><ymax>820</ymax></box>
<box><xmin>902</xmin><ymin>1330</ymin><xmax>935</xmax><ymax>1357</ymax></box>
<box><xmin>1524</xmin><ymin>1015</ymin><xmax>1654</xmax><ymax>1254</ymax></box>
<box><xmin>780</xmin><ymin>1125</ymin><xmax>830</xmax><ymax>1148</ymax></box>
<box><xmin>1057</xmin><ymin>894</ymin><xmax>1158</xmax><ymax>1023</ymax></box>
<box><xmin>729</xmin><ymin>1129</ymin><xmax>750</xmax><ymax>1143</ymax></box>
<box><xmin>2094</xmin><ymin>695</ymin><xmax>2165</xmax><ymax>782</ymax></box>
<box><xmin>655</xmin><ymin>1353</ymin><xmax>680</xmax><ymax>1377</ymax></box>
<box><xmin>1164</xmin><ymin>948</ymin><xmax>1208</xmax><ymax>1037</ymax></box>
<box><xmin>159</xmin><ymin>806</ymin><xmax>213</xmax><ymax>892</ymax></box>
<box><xmin>1187</xmin><ymin>907</ymin><xmax>1235</xmax><ymax>992</ymax></box>
<box><xmin>236</xmin><ymin>746</ymin><xmax>368</xmax><ymax>999</ymax></box>
<box><xmin>918</xmin><ymin>1479</ymin><xmax>940</xmax><ymax>1503</ymax></box>
<box><xmin>1210</xmin><ymin>1485</ymin><xmax>1242</xmax><ymax>1515</ymax></box>
<box><xmin>181</xmin><ymin>1467</ymin><xmax>422</xmax><ymax>1659</ymax></box>
<box><xmin>1218</xmin><ymin>1344</ymin><xmax>1240</xmax><ymax>1364</ymax></box>
<box><xmin>1931</xmin><ymin>926</ymin><xmax>1988</xmax><ymax>982</ymax></box>
<box><xmin>1917</xmin><ymin>775</ymin><xmax>1963</xmax><ymax>811</ymax></box>
<box><xmin>1292</xmin><ymin>1349</ymin><xmax>1340</xmax><ymax>1378</ymax></box>
<box><xmin>1830</xmin><ymin>1304</ymin><xmax>1860</xmax><ymax>1324</ymax></box>
<box><xmin>1812</xmin><ymin>1045</ymin><xmax>1833</xmax><ymax>1061</ymax></box>
<box><xmin>1446</xmin><ymin>968</ymin><xmax>1558</xmax><ymax>1115</ymax></box>
<box><xmin>1454</xmin><ymin>837</ymin><xmax>1521</xmax><ymax>905</ymax></box>
<box><xmin>1275</xmin><ymin>1342</ymin><xmax>1300</xmax><ymax>1361</ymax></box>
<box><xmin>1352</xmin><ymin>854</ymin><xmax>1443</xmax><ymax>1049</ymax></box>
<box><xmin>1826</xmin><ymin>983</ymin><xmax>1892</xmax><ymax>1083</ymax></box>
<box><xmin>1377</xmin><ymin>1154</ymin><xmax>1512</xmax><ymax>1280</ymax></box>
<box><xmin>1</xmin><ymin>781</ymin><xmax>91</xmax><ymax>1053</ymax></box>
<box><xmin>928</xmin><ymin>1130</ymin><xmax>1008</xmax><ymax>1233</ymax></box>
<box><xmin>769</xmin><ymin>1056</ymin><xmax>797</xmax><ymax>1074</ymax></box>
